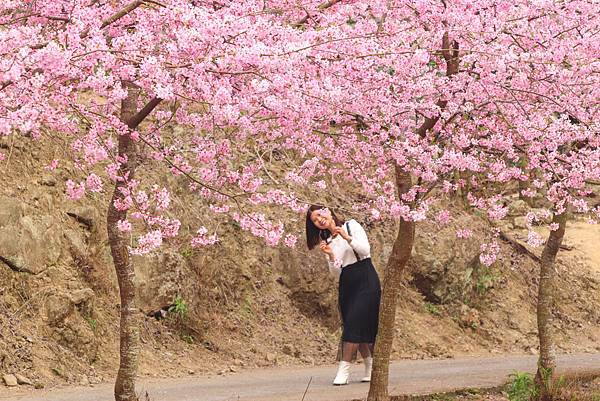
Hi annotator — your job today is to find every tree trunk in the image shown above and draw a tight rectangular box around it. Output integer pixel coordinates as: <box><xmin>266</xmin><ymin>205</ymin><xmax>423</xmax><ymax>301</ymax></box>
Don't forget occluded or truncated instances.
<box><xmin>367</xmin><ymin>34</ymin><xmax>459</xmax><ymax>401</ymax></box>
<box><xmin>109</xmin><ymin>82</ymin><xmax>141</xmax><ymax>401</ymax></box>
<box><xmin>367</xmin><ymin>167</ymin><xmax>415</xmax><ymax>401</ymax></box>
<box><xmin>535</xmin><ymin>212</ymin><xmax>567</xmax><ymax>401</ymax></box>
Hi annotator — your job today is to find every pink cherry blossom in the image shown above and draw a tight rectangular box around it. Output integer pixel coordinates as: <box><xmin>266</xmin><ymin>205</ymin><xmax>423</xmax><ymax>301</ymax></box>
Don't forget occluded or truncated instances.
<box><xmin>66</xmin><ymin>180</ymin><xmax>85</xmax><ymax>200</ymax></box>
<box><xmin>45</xmin><ymin>159</ymin><xmax>59</xmax><ymax>170</ymax></box>
<box><xmin>191</xmin><ymin>227</ymin><xmax>219</xmax><ymax>247</ymax></box>
<box><xmin>1</xmin><ymin>0</ymin><xmax>597</xmax><ymax>256</ymax></box>
<box><xmin>284</xmin><ymin>234</ymin><xmax>298</xmax><ymax>248</ymax></box>
<box><xmin>86</xmin><ymin>173</ymin><xmax>103</xmax><ymax>193</ymax></box>
<box><xmin>117</xmin><ymin>219</ymin><xmax>132</xmax><ymax>232</ymax></box>
<box><xmin>456</xmin><ymin>229</ymin><xmax>473</xmax><ymax>239</ymax></box>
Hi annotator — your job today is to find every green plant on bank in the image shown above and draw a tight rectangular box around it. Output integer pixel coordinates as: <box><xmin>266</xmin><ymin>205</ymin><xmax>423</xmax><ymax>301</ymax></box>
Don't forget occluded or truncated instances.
<box><xmin>507</xmin><ymin>372</ymin><xmax>537</xmax><ymax>401</ymax></box>
<box><xmin>475</xmin><ymin>267</ymin><xmax>496</xmax><ymax>295</ymax></box>
<box><xmin>179</xmin><ymin>246</ymin><xmax>194</xmax><ymax>259</ymax></box>
<box><xmin>538</xmin><ymin>366</ymin><xmax>567</xmax><ymax>401</ymax></box>
<box><xmin>424</xmin><ymin>302</ymin><xmax>441</xmax><ymax>316</ymax></box>
<box><xmin>181</xmin><ymin>334</ymin><xmax>194</xmax><ymax>344</ymax></box>
<box><xmin>240</xmin><ymin>296</ymin><xmax>253</xmax><ymax>317</ymax></box>
<box><xmin>85</xmin><ymin>316</ymin><xmax>98</xmax><ymax>332</ymax></box>
<box><xmin>169</xmin><ymin>295</ymin><xmax>188</xmax><ymax>318</ymax></box>
<box><xmin>429</xmin><ymin>394</ymin><xmax>457</xmax><ymax>401</ymax></box>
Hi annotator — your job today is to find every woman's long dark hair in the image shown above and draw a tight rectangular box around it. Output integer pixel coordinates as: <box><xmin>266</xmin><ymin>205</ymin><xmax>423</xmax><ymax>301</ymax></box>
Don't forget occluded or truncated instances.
<box><xmin>306</xmin><ymin>204</ymin><xmax>343</xmax><ymax>250</ymax></box>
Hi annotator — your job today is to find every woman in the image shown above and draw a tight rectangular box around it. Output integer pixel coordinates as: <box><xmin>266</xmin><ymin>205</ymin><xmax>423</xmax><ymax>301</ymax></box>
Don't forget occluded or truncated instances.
<box><xmin>306</xmin><ymin>205</ymin><xmax>381</xmax><ymax>385</ymax></box>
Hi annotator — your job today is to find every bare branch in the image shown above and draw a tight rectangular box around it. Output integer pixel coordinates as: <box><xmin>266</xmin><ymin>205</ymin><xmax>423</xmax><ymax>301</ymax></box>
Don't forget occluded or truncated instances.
<box><xmin>291</xmin><ymin>0</ymin><xmax>342</xmax><ymax>27</ymax></box>
<box><xmin>79</xmin><ymin>0</ymin><xmax>146</xmax><ymax>38</ymax></box>
<box><xmin>126</xmin><ymin>97</ymin><xmax>162</xmax><ymax>129</ymax></box>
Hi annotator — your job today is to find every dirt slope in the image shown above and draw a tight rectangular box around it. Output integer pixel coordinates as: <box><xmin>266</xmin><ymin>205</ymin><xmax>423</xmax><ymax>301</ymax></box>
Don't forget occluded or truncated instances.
<box><xmin>1</xmin><ymin>138</ymin><xmax>599</xmax><ymax>390</ymax></box>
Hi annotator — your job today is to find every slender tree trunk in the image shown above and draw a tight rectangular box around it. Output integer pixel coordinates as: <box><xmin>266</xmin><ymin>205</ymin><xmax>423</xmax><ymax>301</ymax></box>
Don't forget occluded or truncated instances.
<box><xmin>109</xmin><ymin>81</ymin><xmax>141</xmax><ymax>401</ymax></box>
<box><xmin>367</xmin><ymin>34</ymin><xmax>459</xmax><ymax>401</ymax></box>
<box><xmin>535</xmin><ymin>212</ymin><xmax>567</xmax><ymax>401</ymax></box>
<box><xmin>367</xmin><ymin>167</ymin><xmax>415</xmax><ymax>401</ymax></box>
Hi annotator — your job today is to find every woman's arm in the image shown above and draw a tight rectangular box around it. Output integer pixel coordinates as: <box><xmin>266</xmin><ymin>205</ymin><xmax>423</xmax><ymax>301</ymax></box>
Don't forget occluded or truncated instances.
<box><xmin>347</xmin><ymin>219</ymin><xmax>370</xmax><ymax>258</ymax></box>
<box><xmin>327</xmin><ymin>257</ymin><xmax>342</xmax><ymax>277</ymax></box>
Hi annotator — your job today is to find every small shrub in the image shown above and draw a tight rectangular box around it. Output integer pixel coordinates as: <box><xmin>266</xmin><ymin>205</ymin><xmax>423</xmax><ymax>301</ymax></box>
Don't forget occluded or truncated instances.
<box><xmin>475</xmin><ymin>267</ymin><xmax>496</xmax><ymax>295</ymax></box>
<box><xmin>169</xmin><ymin>295</ymin><xmax>188</xmax><ymax>318</ymax></box>
<box><xmin>507</xmin><ymin>372</ymin><xmax>537</xmax><ymax>401</ymax></box>
<box><xmin>537</xmin><ymin>366</ymin><xmax>567</xmax><ymax>401</ymax></box>
<box><xmin>424</xmin><ymin>302</ymin><xmax>441</xmax><ymax>316</ymax></box>
<box><xmin>181</xmin><ymin>334</ymin><xmax>194</xmax><ymax>344</ymax></box>
<box><xmin>85</xmin><ymin>316</ymin><xmax>98</xmax><ymax>331</ymax></box>
<box><xmin>179</xmin><ymin>246</ymin><xmax>194</xmax><ymax>259</ymax></box>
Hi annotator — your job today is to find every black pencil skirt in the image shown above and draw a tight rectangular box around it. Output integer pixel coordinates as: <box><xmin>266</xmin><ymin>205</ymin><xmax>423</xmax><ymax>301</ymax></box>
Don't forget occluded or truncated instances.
<box><xmin>338</xmin><ymin>257</ymin><xmax>381</xmax><ymax>343</ymax></box>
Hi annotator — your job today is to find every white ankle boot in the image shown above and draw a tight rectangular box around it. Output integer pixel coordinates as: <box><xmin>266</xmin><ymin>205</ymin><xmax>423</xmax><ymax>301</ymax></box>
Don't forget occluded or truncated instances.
<box><xmin>361</xmin><ymin>357</ymin><xmax>373</xmax><ymax>382</ymax></box>
<box><xmin>332</xmin><ymin>361</ymin><xmax>352</xmax><ymax>385</ymax></box>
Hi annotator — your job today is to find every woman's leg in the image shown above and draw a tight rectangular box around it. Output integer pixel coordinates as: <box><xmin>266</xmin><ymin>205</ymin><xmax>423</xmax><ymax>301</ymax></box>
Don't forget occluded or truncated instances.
<box><xmin>333</xmin><ymin>341</ymin><xmax>357</xmax><ymax>385</ymax></box>
<box><xmin>359</xmin><ymin>343</ymin><xmax>374</xmax><ymax>382</ymax></box>
<box><xmin>341</xmin><ymin>342</ymin><xmax>359</xmax><ymax>362</ymax></box>
<box><xmin>358</xmin><ymin>343</ymin><xmax>371</xmax><ymax>359</ymax></box>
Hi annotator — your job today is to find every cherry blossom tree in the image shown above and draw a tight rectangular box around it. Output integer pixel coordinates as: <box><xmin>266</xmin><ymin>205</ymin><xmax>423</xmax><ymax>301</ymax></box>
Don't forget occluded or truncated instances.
<box><xmin>251</xmin><ymin>3</ymin><xmax>599</xmax><ymax>400</ymax></box>
<box><xmin>2</xmin><ymin>1</ymin><xmax>599</xmax><ymax>401</ymax></box>
<box><xmin>1</xmin><ymin>2</ymin><xmax>315</xmax><ymax>400</ymax></box>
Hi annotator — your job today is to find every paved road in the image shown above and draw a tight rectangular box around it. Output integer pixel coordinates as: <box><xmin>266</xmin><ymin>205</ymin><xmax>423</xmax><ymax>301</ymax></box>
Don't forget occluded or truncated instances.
<box><xmin>2</xmin><ymin>354</ymin><xmax>599</xmax><ymax>401</ymax></box>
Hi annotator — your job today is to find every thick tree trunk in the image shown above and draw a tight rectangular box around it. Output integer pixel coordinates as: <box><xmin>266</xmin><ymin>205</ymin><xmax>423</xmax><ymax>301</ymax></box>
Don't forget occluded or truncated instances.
<box><xmin>109</xmin><ymin>82</ymin><xmax>140</xmax><ymax>401</ymax></box>
<box><xmin>535</xmin><ymin>212</ymin><xmax>567</xmax><ymax>401</ymax></box>
<box><xmin>367</xmin><ymin>167</ymin><xmax>415</xmax><ymax>401</ymax></box>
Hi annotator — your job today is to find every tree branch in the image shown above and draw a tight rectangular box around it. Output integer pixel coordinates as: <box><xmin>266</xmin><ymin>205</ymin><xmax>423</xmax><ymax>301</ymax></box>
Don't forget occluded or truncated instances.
<box><xmin>416</xmin><ymin>33</ymin><xmax>460</xmax><ymax>138</ymax></box>
<box><xmin>126</xmin><ymin>97</ymin><xmax>162</xmax><ymax>129</ymax></box>
<box><xmin>291</xmin><ymin>0</ymin><xmax>342</xmax><ymax>27</ymax></box>
<box><xmin>79</xmin><ymin>0</ymin><xmax>146</xmax><ymax>38</ymax></box>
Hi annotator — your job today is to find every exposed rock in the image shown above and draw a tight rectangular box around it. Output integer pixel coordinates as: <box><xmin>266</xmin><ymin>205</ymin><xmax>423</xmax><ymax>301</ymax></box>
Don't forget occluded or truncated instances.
<box><xmin>135</xmin><ymin>250</ymin><xmax>188</xmax><ymax>310</ymax></box>
<box><xmin>508</xmin><ymin>200</ymin><xmax>529</xmax><ymax>216</ymax></box>
<box><xmin>0</xmin><ymin>214</ymin><xmax>62</xmax><ymax>274</ymax></box>
<box><xmin>459</xmin><ymin>305</ymin><xmax>481</xmax><ymax>329</ymax></box>
<box><xmin>45</xmin><ymin>293</ymin><xmax>74</xmax><ymax>326</ymax></box>
<box><xmin>70</xmin><ymin>288</ymin><xmax>95</xmax><ymax>306</ymax></box>
<box><xmin>3</xmin><ymin>374</ymin><xmax>18</xmax><ymax>387</ymax></box>
<box><xmin>69</xmin><ymin>288</ymin><xmax>95</xmax><ymax>317</ymax></box>
<box><xmin>39</xmin><ymin>175</ymin><xmax>57</xmax><ymax>187</ymax></box>
<box><xmin>51</xmin><ymin>314</ymin><xmax>98</xmax><ymax>362</ymax></box>
<box><xmin>282</xmin><ymin>344</ymin><xmax>293</xmax><ymax>356</ymax></box>
<box><xmin>78</xmin><ymin>375</ymin><xmax>89</xmax><ymax>386</ymax></box>
<box><xmin>66</xmin><ymin>206</ymin><xmax>99</xmax><ymax>230</ymax></box>
<box><xmin>0</xmin><ymin>196</ymin><xmax>23</xmax><ymax>227</ymax></box>
<box><xmin>64</xmin><ymin>229</ymin><xmax>87</xmax><ymax>256</ymax></box>
<box><xmin>15</xmin><ymin>374</ymin><xmax>32</xmax><ymax>385</ymax></box>
<box><xmin>513</xmin><ymin>216</ymin><xmax>528</xmax><ymax>229</ymax></box>
<box><xmin>274</xmin><ymin>247</ymin><xmax>337</xmax><ymax>329</ymax></box>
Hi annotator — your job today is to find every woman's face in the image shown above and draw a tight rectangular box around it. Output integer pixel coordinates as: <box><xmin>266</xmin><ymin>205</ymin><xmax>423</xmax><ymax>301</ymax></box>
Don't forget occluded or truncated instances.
<box><xmin>310</xmin><ymin>208</ymin><xmax>333</xmax><ymax>230</ymax></box>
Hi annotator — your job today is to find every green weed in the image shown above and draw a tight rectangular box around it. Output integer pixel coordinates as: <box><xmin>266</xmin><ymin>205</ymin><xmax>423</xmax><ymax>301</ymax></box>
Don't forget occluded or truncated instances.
<box><xmin>507</xmin><ymin>372</ymin><xmax>537</xmax><ymax>401</ymax></box>
<box><xmin>424</xmin><ymin>302</ymin><xmax>441</xmax><ymax>316</ymax></box>
<box><xmin>169</xmin><ymin>295</ymin><xmax>188</xmax><ymax>318</ymax></box>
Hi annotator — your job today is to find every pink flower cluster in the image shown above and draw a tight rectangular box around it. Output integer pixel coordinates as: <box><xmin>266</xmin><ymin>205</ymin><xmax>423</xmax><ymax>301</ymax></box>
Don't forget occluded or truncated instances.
<box><xmin>1</xmin><ymin>0</ymin><xmax>598</xmax><ymax>262</ymax></box>
<box><xmin>191</xmin><ymin>227</ymin><xmax>219</xmax><ymax>247</ymax></box>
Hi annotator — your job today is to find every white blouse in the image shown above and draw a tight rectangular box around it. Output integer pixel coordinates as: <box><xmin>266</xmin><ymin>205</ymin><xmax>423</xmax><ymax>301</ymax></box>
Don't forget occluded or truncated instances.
<box><xmin>326</xmin><ymin>219</ymin><xmax>371</xmax><ymax>277</ymax></box>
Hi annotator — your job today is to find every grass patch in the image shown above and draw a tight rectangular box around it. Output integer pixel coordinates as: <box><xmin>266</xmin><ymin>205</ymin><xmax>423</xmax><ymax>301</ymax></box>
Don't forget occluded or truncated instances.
<box><xmin>424</xmin><ymin>302</ymin><xmax>441</xmax><ymax>316</ymax></box>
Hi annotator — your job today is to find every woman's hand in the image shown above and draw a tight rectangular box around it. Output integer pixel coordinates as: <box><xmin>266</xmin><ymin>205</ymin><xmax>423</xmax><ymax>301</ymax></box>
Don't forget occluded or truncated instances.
<box><xmin>319</xmin><ymin>241</ymin><xmax>334</xmax><ymax>257</ymax></box>
<box><xmin>332</xmin><ymin>226</ymin><xmax>351</xmax><ymax>242</ymax></box>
